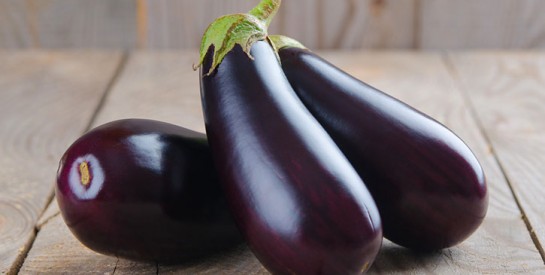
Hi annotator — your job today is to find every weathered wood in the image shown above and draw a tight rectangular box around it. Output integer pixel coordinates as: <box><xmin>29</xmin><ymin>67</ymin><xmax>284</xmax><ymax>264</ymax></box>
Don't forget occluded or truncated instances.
<box><xmin>3</xmin><ymin>0</ymin><xmax>545</xmax><ymax>50</ymax></box>
<box><xmin>0</xmin><ymin>51</ymin><xmax>122</xmax><ymax>274</ymax></box>
<box><xmin>316</xmin><ymin>51</ymin><xmax>545</xmax><ymax>273</ymax></box>
<box><xmin>0</xmin><ymin>0</ymin><xmax>415</xmax><ymax>50</ymax></box>
<box><xmin>91</xmin><ymin>51</ymin><xmax>205</xmax><ymax>131</ymax></box>
<box><xmin>0</xmin><ymin>1</ymin><xmax>33</xmax><ymax>48</ymax></box>
<box><xmin>140</xmin><ymin>0</ymin><xmax>415</xmax><ymax>49</ymax></box>
<box><xmin>21</xmin><ymin>50</ymin><xmax>270</xmax><ymax>274</ymax></box>
<box><xmin>141</xmin><ymin>0</ymin><xmax>256</xmax><ymax>49</ymax></box>
<box><xmin>18</xmin><ymin>51</ymin><xmax>545</xmax><ymax>274</ymax></box>
<box><xmin>419</xmin><ymin>0</ymin><xmax>545</xmax><ymax>49</ymax></box>
<box><xmin>36</xmin><ymin>196</ymin><xmax>60</xmax><ymax>230</ymax></box>
<box><xmin>19</xmin><ymin>215</ymin><xmax>157</xmax><ymax>275</ymax></box>
<box><xmin>318</xmin><ymin>0</ymin><xmax>416</xmax><ymax>49</ymax></box>
<box><xmin>0</xmin><ymin>0</ymin><xmax>137</xmax><ymax>49</ymax></box>
<box><xmin>447</xmin><ymin>51</ymin><xmax>545</xmax><ymax>261</ymax></box>
<box><xmin>20</xmin><ymin>51</ymin><xmax>212</xmax><ymax>274</ymax></box>
<box><xmin>35</xmin><ymin>51</ymin><xmax>206</xmax><ymax>231</ymax></box>
<box><xmin>159</xmin><ymin>246</ymin><xmax>267</xmax><ymax>274</ymax></box>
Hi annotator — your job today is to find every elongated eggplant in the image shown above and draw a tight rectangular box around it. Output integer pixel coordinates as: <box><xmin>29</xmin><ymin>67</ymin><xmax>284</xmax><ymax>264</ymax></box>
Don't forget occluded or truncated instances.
<box><xmin>197</xmin><ymin>1</ymin><xmax>382</xmax><ymax>274</ymax></box>
<box><xmin>56</xmin><ymin>119</ymin><xmax>242</xmax><ymax>262</ymax></box>
<box><xmin>271</xmin><ymin>35</ymin><xmax>488</xmax><ymax>251</ymax></box>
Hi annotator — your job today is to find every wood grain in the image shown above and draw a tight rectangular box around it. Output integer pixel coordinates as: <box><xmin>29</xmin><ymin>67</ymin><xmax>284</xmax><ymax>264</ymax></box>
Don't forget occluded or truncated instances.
<box><xmin>3</xmin><ymin>0</ymin><xmax>545</xmax><ymax>50</ymax></box>
<box><xmin>316</xmin><ymin>51</ymin><xmax>545</xmax><ymax>273</ymax></box>
<box><xmin>0</xmin><ymin>0</ymin><xmax>137</xmax><ymax>49</ymax></box>
<box><xmin>0</xmin><ymin>1</ymin><xmax>33</xmax><ymax>48</ymax></box>
<box><xmin>141</xmin><ymin>0</ymin><xmax>256</xmax><ymax>49</ymax></box>
<box><xmin>318</xmin><ymin>0</ymin><xmax>415</xmax><ymax>49</ymax></box>
<box><xmin>22</xmin><ymin>50</ymin><xmax>270</xmax><ymax>274</ymax></box>
<box><xmin>419</xmin><ymin>0</ymin><xmax>545</xmax><ymax>49</ymax></box>
<box><xmin>141</xmin><ymin>0</ymin><xmax>415</xmax><ymax>49</ymax></box>
<box><xmin>0</xmin><ymin>51</ymin><xmax>122</xmax><ymax>274</ymax></box>
<box><xmin>91</xmin><ymin>51</ymin><xmax>205</xmax><ymax>131</ymax></box>
<box><xmin>35</xmin><ymin>196</ymin><xmax>60</xmax><ymax>229</ymax></box>
<box><xmin>447</xmin><ymin>51</ymin><xmax>545</xmax><ymax>262</ymax></box>
<box><xmin>19</xmin><ymin>51</ymin><xmax>253</xmax><ymax>274</ymax></box>
<box><xmin>20</xmin><ymin>215</ymin><xmax>157</xmax><ymax>275</ymax></box>
<box><xmin>20</xmin><ymin>51</ymin><xmax>545</xmax><ymax>274</ymax></box>
<box><xmin>34</xmin><ymin>50</ymin><xmax>205</xmax><ymax>229</ymax></box>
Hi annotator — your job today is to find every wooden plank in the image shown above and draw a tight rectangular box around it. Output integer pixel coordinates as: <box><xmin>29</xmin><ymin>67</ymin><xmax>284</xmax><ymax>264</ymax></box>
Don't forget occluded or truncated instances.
<box><xmin>315</xmin><ymin>51</ymin><xmax>545</xmax><ymax>273</ymax></box>
<box><xmin>5</xmin><ymin>0</ymin><xmax>545</xmax><ymax>51</ymax></box>
<box><xmin>0</xmin><ymin>51</ymin><xmax>122</xmax><ymax>274</ymax></box>
<box><xmin>3</xmin><ymin>0</ymin><xmax>545</xmax><ymax>50</ymax></box>
<box><xmin>21</xmin><ymin>51</ymin><xmax>209</xmax><ymax>274</ymax></box>
<box><xmin>20</xmin><ymin>50</ymin><xmax>278</xmax><ymax>274</ymax></box>
<box><xmin>19</xmin><ymin>217</ymin><xmax>117</xmax><ymax>275</ymax></box>
<box><xmin>447</xmin><ymin>51</ymin><xmax>545</xmax><ymax>262</ymax></box>
<box><xmin>142</xmin><ymin>0</ymin><xmax>257</xmax><ymax>49</ymax></box>
<box><xmin>0</xmin><ymin>0</ymin><xmax>137</xmax><ymax>49</ymax></box>
<box><xmin>419</xmin><ymin>0</ymin><xmax>545</xmax><ymax>49</ymax></box>
<box><xmin>158</xmin><ymin>246</ymin><xmax>267</xmax><ymax>274</ymax></box>
<box><xmin>27</xmin><ymin>215</ymin><xmax>265</xmax><ymax>274</ymax></box>
<box><xmin>142</xmin><ymin>0</ymin><xmax>415</xmax><ymax>49</ymax></box>
<box><xmin>269</xmin><ymin>0</ymin><xmax>319</xmax><ymax>49</ymax></box>
<box><xmin>21</xmin><ymin>51</ymin><xmax>545</xmax><ymax>273</ymax></box>
<box><xmin>0</xmin><ymin>1</ymin><xmax>34</xmax><ymax>48</ymax></box>
<box><xmin>318</xmin><ymin>0</ymin><xmax>415</xmax><ymax>49</ymax></box>
<box><xmin>21</xmin><ymin>51</ymin><xmax>268</xmax><ymax>274</ymax></box>
<box><xmin>35</xmin><ymin>197</ymin><xmax>60</xmax><ymax>229</ymax></box>
<box><xmin>91</xmin><ymin>51</ymin><xmax>205</xmax><ymax>131</ymax></box>
<box><xmin>34</xmin><ymin>52</ymin><xmax>203</xmax><ymax>226</ymax></box>
<box><xmin>19</xmin><ymin>214</ymin><xmax>156</xmax><ymax>275</ymax></box>
<box><xmin>20</xmin><ymin>51</ymin><xmax>232</xmax><ymax>274</ymax></box>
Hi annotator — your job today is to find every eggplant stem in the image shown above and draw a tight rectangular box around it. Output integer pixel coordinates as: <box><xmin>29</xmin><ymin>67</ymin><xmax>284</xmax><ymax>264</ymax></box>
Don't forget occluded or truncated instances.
<box><xmin>249</xmin><ymin>0</ymin><xmax>281</xmax><ymax>28</ymax></box>
<box><xmin>195</xmin><ymin>0</ymin><xmax>282</xmax><ymax>75</ymax></box>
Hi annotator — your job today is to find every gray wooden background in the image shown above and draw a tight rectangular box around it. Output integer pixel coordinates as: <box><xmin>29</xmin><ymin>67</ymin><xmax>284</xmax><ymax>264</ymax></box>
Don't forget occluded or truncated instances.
<box><xmin>1</xmin><ymin>0</ymin><xmax>544</xmax><ymax>50</ymax></box>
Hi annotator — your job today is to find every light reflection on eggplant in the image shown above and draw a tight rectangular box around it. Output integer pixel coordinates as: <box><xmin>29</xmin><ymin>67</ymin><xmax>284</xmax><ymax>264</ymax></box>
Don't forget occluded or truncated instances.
<box><xmin>56</xmin><ymin>119</ymin><xmax>242</xmax><ymax>262</ymax></box>
<box><xmin>277</xmin><ymin>45</ymin><xmax>488</xmax><ymax>251</ymax></box>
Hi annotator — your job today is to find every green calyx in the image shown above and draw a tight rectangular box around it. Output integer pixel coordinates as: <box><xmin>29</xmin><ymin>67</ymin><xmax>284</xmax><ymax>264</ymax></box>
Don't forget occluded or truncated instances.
<box><xmin>269</xmin><ymin>35</ymin><xmax>307</xmax><ymax>51</ymax></box>
<box><xmin>195</xmin><ymin>0</ymin><xmax>281</xmax><ymax>76</ymax></box>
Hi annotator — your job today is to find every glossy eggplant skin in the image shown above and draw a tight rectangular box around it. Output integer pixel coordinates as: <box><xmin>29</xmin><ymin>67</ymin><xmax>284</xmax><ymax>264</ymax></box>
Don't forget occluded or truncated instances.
<box><xmin>278</xmin><ymin>47</ymin><xmax>488</xmax><ymax>251</ymax></box>
<box><xmin>56</xmin><ymin>119</ymin><xmax>242</xmax><ymax>262</ymax></box>
<box><xmin>200</xmin><ymin>41</ymin><xmax>382</xmax><ymax>275</ymax></box>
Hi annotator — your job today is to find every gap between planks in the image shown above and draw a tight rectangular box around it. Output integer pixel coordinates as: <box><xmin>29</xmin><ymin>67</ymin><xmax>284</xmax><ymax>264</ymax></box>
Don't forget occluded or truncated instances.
<box><xmin>17</xmin><ymin>51</ymin><xmax>545</xmax><ymax>274</ymax></box>
<box><xmin>441</xmin><ymin>52</ymin><xmax>545</xmax><ymax>264</ymax></box>
<box><xmin>10</xmin><ymin>52</ymin><xmax>130</xmax><ymax>275</ymax></box>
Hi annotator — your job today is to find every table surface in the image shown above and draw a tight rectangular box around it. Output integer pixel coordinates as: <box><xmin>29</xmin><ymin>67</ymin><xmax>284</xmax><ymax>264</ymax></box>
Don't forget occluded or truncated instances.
<box><xmin>1</xmin><ymin>50</ymin><xmax>545</xmax><ymax>274</ymax></box>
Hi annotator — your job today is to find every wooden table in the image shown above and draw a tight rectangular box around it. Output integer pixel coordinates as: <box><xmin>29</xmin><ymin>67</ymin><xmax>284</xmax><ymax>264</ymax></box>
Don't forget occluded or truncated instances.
<box><xmin>1</xmin><ymin>50</ymin><xmax>544</xmax><ymax>274</ymax></box>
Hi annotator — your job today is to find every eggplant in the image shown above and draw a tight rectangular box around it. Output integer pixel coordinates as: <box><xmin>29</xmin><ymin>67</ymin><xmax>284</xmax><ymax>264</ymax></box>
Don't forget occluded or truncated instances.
<box><xmin>56</xmin><ymin>119</ymin><xmax>242</xmax><ymax>262</ymax></box>
<box><xmin>271</xmin><ymin>35</ymin><xmax>488</xmax><ymax>251</ymax></box>
<box><xmin>197</xmin><ymin>2</ymin><xmax>382</xmax><ymax>272</ymax></box>
<box><xmin>200</xmin><ymin>40</ymin><xmax>382</xmax><ymax>275</ymax></box>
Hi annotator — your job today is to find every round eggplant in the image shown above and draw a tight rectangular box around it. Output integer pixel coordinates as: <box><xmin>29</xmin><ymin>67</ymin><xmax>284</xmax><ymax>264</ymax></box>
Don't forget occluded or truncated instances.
<box><xmin>274</xmin><ymin>37</ymin><xmax>488</xmax><ymax>251</ymax></box>
<box><xmin>200</xmin><ymin>40</ymin><xmax>382</xmax><ymax>274</ymax></box>
<box><xmin>56</xmin><ymin>119</ymin><xmax>242</xmax><ymax>262</ymax></box>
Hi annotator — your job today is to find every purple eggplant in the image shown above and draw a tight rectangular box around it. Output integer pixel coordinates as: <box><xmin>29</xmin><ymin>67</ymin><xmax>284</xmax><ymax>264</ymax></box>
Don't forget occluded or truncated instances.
<box><xmin>272</xmin><ymin>35</ymin><xmax>488</xmax><ymax>251</ymax></box>
<box><xmin>56</xmin><ymin>119</ymin><xmax>242</xmax><ymax>262</ymax></box>
<box><xmin>199</xmin><ymin>38</ymin><xmax>382</xmax><ymax>274</ymax></box>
